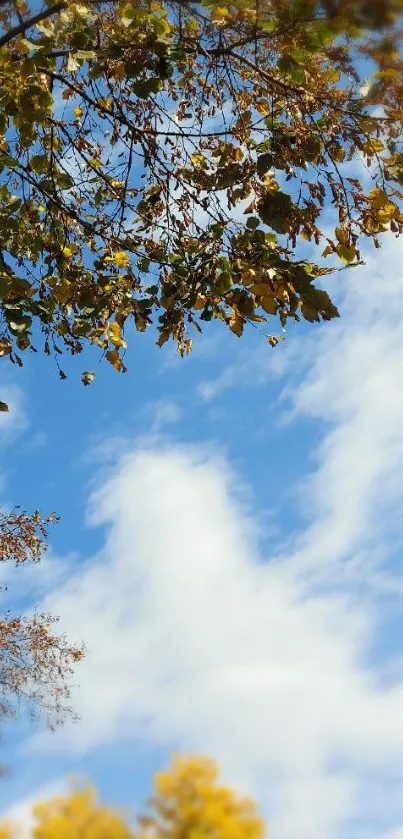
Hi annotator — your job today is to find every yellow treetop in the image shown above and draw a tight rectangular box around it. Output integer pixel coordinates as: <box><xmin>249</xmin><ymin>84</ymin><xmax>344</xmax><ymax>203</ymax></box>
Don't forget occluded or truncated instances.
<box><xmin>138</xmin><ymin>755</ymin><xmax>265</xmax><ymax>839</ymax></box>
<box><xmin>32</xmin><ymin>786</ymin><xmax>133</xmax><ymax>839</ymax></box>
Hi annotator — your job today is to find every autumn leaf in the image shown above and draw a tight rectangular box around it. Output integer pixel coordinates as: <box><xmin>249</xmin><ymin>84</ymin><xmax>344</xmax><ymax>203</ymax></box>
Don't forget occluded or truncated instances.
<box><xmin>229</xmin><ymin>314</ymin><xmax>244</xmax><ymax>337</ymax></box>
<box><xmin>106</xmin><ymin>348</ymin><xmax>125</xmax><ymax>371</ymax></box>
<box><xmin>109</xmin><ymin>322</ymin><xmax>127</xmax><ymax>348</ymax></box>
<box><xmin>336</xmin><ymin>243</ymin><xmax>357</xmax><ymax>264</ymax></box>
<box><xmin>114</xmin><ymin>251</ymin><xmax>130</xmax><ymax>268</ymax></box>
<box><xmin>81</xmin><ymin>370</ymin><xmax>95</xmax><ymax>385</ymax></box>
<box><xmin>211</xmin><ymin>6</ymin><xmax>229</xmax><ymax>23</ymax></box>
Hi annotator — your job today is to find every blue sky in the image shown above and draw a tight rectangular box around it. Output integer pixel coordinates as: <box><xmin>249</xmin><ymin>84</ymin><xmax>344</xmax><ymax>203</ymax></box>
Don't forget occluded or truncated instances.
<box><xmin>1</xmin><ymin>229</ymin><xmax>403</xmax><ymax>839</ymax></box>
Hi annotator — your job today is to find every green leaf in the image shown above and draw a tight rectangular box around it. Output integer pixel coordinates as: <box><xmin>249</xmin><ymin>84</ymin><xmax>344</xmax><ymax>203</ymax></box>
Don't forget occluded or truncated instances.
<box><xmin>301</xmin><ymin>288</ymin><xmax>339</xmax><ymax>322</ymax></box>
<box><xmin>20</xmin><ymin>38</ymin><xmax>43</xmax><ymax>52</ymax></box>
<box><xmin>57</xmin><ymin>172</ymin><xmax>74</xmax><ymax>190</ymax></box>
<box><xmin>0</xmin><ymin>154</ymin><xmax>18</xmax><ymax>171</ymax></box>
<box><xmin>30</xmin><ymin>154</ymin><xmax>49</xmax><ymax>174</ymax></box>
<box><xmin>73</xmin><ymin>49</ymin><xmax>96</xmax><ymax>60</ymax></box>
<box><xmin>258</xmin><ymin>18</ymin><xmax>276</xmax><ymax>31</ymax></box>
<box><xmin>258</xmin><ymin>190</ymin><xmax>294</xmax><ymax>234</ymax></box>
<box><xmin>256</xmin><ymin>152</ymin><xmax>273</xmax><ymax>177</ymax></box>
<box><xmin>132</xmin><ymin>77</ymin><xmax>161</xmax><ymax>98</ymax></box>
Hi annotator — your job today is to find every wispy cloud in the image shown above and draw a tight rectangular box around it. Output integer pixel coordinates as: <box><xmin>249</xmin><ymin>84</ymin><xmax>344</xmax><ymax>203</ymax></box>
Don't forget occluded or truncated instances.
<box><xmin>143</xmin><ymin>399</ymin><xmax>183</xmax><ymax>434</ymax></box>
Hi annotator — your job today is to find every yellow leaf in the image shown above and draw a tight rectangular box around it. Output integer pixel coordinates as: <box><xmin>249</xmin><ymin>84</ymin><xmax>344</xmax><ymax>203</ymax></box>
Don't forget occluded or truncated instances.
<box><xmin>374</xmin><ymin>68</ymin><xmax>400</xmax><ymax>80</ymax></box>
<box><xmin>97</xmin><ymin>97</ymin><xmax>111</xmax><ymax>109</ymax></box>
<box><xmin>336</xmin><ymin>243</ymin><xmax>357</xmax><ymax>264</ymax></box>
<box><xmin>378</xmin><ymin>203</ymin><xmax>398</xmax><ymax>221</ymax></box>
<box><xmin>229</xmin><ymin>314</ymin><xmax>244</xmax><ymax>337</ymax></box>
<box><xmin>255</xmin><ymin>99</ymin><xmax>270</xmax><ymax>116</ymax></box>
<box><xmin>106</xmin><ymin>348</ymin><xmax>124</xmax><ymax>370</ymax></box>
<box><xmin>329</xmin><ymin>144</ymin><xmax>345</xmax><ymax>162</ymax></box>
<box><xmin>211</xmin><ymin>6</ymin><xmax>229</xmax><ymax>22</ymax></box>
<box><xmin>62</xmin><ymin>246</ymin><xmax>73</xmax><ymax>257</ymax></box>
<box><xmin>71</xmin><ymin>4</ymin><xmax>91</xmax><ymax>18</ymax></box>
<box><xmin>369</xmin><ymin>187</ymin><xmax>389</xmax><ymax>209</ymax></box>
<box><xmin>194</xmin><ymin>295</ymin><xmax>206</xmax><ymax>310</ymax></box>
<box><xmin>335</xmin><ymin>226</ymin><xmax>349</xmax><ymax>244</ymax></box>
<box><xmin>115</xmin><ymin>251</ymin><xmax>130</xmax><ymax>268</ymax></box>
<box><xmin>74</xmin><ymin>106</ymin><xmax>83</xmax><ymax>118</ymax></box>
<box><xmin>363</xmin><ymin>138</ymin><xmax>384</xmax><ymax>155</ymax></box>
<box><xmin>241</xmin><ymin>268</ymin><xmax>256</xmax><ymax>285</ymax></box>
<box><xmin>109</xmin><ymin>321</ymin><xmax>127</xmax><ymax>348</ymax></box>
<box><xmin>191</xmin><ymin>152</ymin><xmax>205</xmax><ymax>165</ymax></box>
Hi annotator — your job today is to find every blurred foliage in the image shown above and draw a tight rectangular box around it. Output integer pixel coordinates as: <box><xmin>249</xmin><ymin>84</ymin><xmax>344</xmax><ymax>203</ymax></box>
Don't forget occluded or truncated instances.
<box><xmin>0</xmin><ymin>755</ymin><xmax>265</xmax><ymax>839</ymax></box>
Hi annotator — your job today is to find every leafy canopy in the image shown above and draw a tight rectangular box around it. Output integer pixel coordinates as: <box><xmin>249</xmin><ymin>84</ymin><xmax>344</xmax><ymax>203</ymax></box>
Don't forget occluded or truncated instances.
<box><xmin>0</xmin><ymin>754</ymin><xmax>265</xmax><ymax>839</ymax></box>
<box><xmin>0</xmin><ymin>0</ymin><xmax>402</xmax><ymax>390</ymax></box>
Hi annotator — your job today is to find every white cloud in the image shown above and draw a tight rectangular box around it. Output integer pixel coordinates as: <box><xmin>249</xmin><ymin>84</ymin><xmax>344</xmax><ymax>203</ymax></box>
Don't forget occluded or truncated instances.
<box><xmin>16</xmin><ymin>235</ymin><xmax>403</xmax><ymax>839</ymax></box>
<box><xmin>281</xmin><ymin>239</ymin><xmax>403</xmax><ymax>584</ymax></box>
<box><xmin>0</xmin><ymin>384</ymin><xmax>28</xmax><ymax>446</ymax></box>
<box><xmin>0</xmin><ymin>382</ymin><xmax>29</xmax><ymax>495</ymax></box>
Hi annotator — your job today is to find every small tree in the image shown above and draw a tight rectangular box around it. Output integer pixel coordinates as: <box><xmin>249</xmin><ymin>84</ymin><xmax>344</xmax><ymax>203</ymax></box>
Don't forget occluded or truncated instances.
<box><xmin>138</xmin><ymin>755</ymin><xmax>264</xmax><ymax>839</ymax></box>
<box><xmin>31</xmin><ymin>786</ymin><xmax>134</xmax><ymax>839</ymax></box>
<box><xmin>0</xmin><ymin>508</ymin><xmax>84</xmax><ymax>737</ymax></box>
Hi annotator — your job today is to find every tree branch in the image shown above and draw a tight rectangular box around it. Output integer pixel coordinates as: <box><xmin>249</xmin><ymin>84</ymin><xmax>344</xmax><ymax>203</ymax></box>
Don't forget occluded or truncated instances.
<box><xmin>0</xmin><ymin>1</ymin><xmax>66</xmax><ymax>48</ymax></box>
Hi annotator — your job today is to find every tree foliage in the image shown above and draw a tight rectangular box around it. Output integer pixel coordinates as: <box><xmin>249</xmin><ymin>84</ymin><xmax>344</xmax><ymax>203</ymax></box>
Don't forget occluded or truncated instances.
<box><xmin>0</xmin><ymin>508</ymin><xmax>84</xmax><ymax>736</ymax></box>
<box><xmin>0</xmin><ymin>0</ymin><xmax>402</xmax><ymax>391</ymax></box>
<box><xmin>0</xmin><ymin>755</ymin><xmax>265</xmax><ymax>839</ymax></box>
<box><xmin>137</xmin><ymin>755</ymin><xmax>264</xmax><ymax>839</ymax></box>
